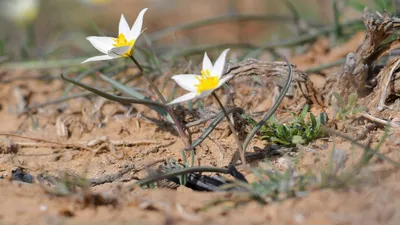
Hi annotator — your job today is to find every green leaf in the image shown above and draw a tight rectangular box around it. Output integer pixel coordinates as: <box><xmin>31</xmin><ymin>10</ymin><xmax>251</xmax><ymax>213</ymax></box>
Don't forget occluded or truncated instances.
<box><xmin>61</xmin><ymin>74</ymin><xmax>166</xmax><ymax>108</ymax></box>
<box><xmin>333</xmin><ymin>92</ymin><xmax>344</xmax><ymax>106</ymax></box>
<box><xmin>62</xmin><ymin>66</ymin><xmax>103</xmax><ymax>97</ymax></box>
<box><xmin>347</xmin><ymin>92</ymin><xmax>358</xmax><ymax>108</ymax></box>
<box><xmin>191</xmin><ymin>107</ymin><xmax>242</xmax><ymax>149</ymax></box>
<box><xmin>292</xmin><ymin>135</ymin><xmax>305</xmax><ymax>144</ymax></box>
<box><xmin>310</xmin><ymin>113</ymin><xmax>316</xmax><ymax>128</ymax></box>
<box><xmin>299</xmin><ymin>104</ymin><xmax>309</xmax><ymax>121</ymax></box>
<box><xmin>318</xmin><ymin>112</ymin><xmax>328</xmax><ymax>125</ymax></box>
<box><xmin>99</xmin><ymin>73</ymin><xmax>144</xmax><ymax>99</ymax></box>
<box><xmin>98</xmin><ymin>73</ymin><xmax>173</xmax><ymax>123</ymax></box>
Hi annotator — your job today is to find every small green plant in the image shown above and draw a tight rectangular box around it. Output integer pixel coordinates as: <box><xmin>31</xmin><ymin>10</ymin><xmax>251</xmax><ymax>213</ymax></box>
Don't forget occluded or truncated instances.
<box><xmin>243</xmin><ymin>165</ymin><xmax>317</xmax><ymax>203</ymax></box>
<box><xmin>244</xmin><ymin>105</ymin><xmax>326</xmax><ymax>147</ymax></box>
<box><xmin>332</xmin><ymin>92</ymin><xmax>365</xmax><ymax>120</ymax></box>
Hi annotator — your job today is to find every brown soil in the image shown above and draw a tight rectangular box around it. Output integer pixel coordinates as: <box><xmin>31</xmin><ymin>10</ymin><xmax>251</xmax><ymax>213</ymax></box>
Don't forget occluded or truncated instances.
<box><xmin>0</xmin><ymin>60</ymin><xmax>399</xmax><ymax>225</ymax></box>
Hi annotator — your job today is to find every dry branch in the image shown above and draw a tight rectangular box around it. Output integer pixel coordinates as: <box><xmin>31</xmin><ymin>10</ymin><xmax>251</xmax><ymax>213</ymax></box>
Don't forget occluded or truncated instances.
<box><xmin>224</xmin><ymin>58</ymin><xmax>321</xmax><ymax>106</ymax></box>
<box><xmin>328</xmin><ymin>9</ymin><xmax>400</xmax><ymax>107</ymax></box>
<box><xmin>88</xmin><ymin>159</ymin><xmax>165</xmax><ymax>186</ymax></box>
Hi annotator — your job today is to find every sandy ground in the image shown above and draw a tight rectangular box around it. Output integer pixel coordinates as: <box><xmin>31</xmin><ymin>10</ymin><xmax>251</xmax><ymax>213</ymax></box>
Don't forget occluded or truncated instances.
<box><xmin>0</xmin><ymin>62</ymin><xmax>399</xmax><ymax>225</ymax></box>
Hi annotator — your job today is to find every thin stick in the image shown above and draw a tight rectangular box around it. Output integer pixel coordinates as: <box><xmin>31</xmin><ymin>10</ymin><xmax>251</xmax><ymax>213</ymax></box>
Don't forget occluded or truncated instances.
<box><xmin>0</xmin><ymin>133</ymin><xmax>92</xmax><ymax>151</ymax></box>
<box><xmin>212</xmin><ymin>92</ymin><xmax>246</xmax><ymax>166</ymax></box>
<box><xmin>361</xmin><ymin>112</ymin><xmax>400</xmax><ymax>128</ymax></box>
<box><xmin>89</xmin><ymin>159</ymin><xmax>165</xmax><ymax>186</ymax></box>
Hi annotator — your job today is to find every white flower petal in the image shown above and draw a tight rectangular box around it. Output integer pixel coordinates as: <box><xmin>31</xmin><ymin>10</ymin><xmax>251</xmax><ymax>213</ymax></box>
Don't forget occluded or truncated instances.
<box><xmin>130</xmin><ymin>8</ymin><xmax>148</xmax><ymax>41</ymax></box>
<box><xmin>202</xmin><ymin>52</ymin><xmax>213</xmax><ymax>72</ymax></box>
<box><xmin>119</xmin><ymin>14</ymin><xmax>130</xmax><ymax>37</ymax></box>
<box><xmin>168</xmin><ymin>92</ymin><xmax>197</xmax><ymax>105</ymax></box>
<box><xmin>198</xmin><ymin>90</ymin><xmax>213</xmax><ymax>98</ymax></box>
<box><xmin>81</xmin><ymin>55</ymin><xmax>114</xmax><ymax>64</ymax></box>
<box><xmin>86</xmin><ymin>36</ymin><xmax>115</xmax><ymax>54</ymax></box>
<box><xmin>171</xmin><ymin>74</ymin><xmax>199</xmax><ymax>92</ymax></box>
<box><xmin>216</xmin><ymin>74</ymin><xmax>233</xmax><ymax>88</ymax></box>
<box><xmin>107</xmin><ymin>45</ymin><xmax>131</xmax><ymax>57</ymax></box>
<box><xmin>211</xmin><ymin>48</ymin><xmax>230</xmax><ymax>78</ymax></box>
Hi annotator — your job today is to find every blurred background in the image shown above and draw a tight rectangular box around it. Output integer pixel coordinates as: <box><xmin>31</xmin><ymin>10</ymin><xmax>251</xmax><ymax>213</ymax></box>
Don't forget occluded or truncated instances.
<box><xmin>0</xmin><ymin>0</ymin><xmax>396</xmax><ymax>62</ymax></box>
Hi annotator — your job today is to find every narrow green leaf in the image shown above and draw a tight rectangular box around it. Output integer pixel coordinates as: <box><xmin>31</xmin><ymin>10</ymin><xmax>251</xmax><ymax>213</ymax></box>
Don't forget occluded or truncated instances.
<box><xmin>310</xmin><ymin>113</ymin><xmax>316</xmax><ymax>128</ymax></box>
<box><xmin>299</xmin><ymin>104</ymin><xmax>309</xmax><ymax>120</ymax></box>
<box><xmin>347</xmin><ymin>92</ymin><xmax>358</xmax><ymax>108</ymax></box>
<box><xmin>98</xmin><ymin>73</ymin><xmax>173</xmax><ymax>124</ymax></box>
<box><xmin>333</xmin><ymin>92</ymin><xmax>344</xmax><ymax>106</ymax></box>
<box><xmin>191</xmin><ymin>107</ymin><xmax>243</xmax><ymax>149</ymax></box>
<box><xmin>61</xmin><ymin>74</ymin><xmax>166</xmax><ymax>108</ymax></box>
<box><xmin>62</xmin><ymin>65</ymin><xmax>104</xmax><ymax>97</ymax></box>
<box><xmin>242</xmin><ymin>58</ymin><xmax>293</xmax><ymax>151</ymax></box>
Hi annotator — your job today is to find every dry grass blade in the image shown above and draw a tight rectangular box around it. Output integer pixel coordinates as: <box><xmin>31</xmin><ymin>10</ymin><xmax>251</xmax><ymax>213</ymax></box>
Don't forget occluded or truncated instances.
<box><xmin>0</xmin><ymin>133</ymin><xmax>92</xmax><ymax>151</ymax></box>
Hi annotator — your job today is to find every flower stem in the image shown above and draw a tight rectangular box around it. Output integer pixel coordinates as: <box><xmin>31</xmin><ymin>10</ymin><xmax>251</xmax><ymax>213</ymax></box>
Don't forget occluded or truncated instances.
<box><xmin>212</xmin><ymin>92</ymin><xmax>246</xmax><ymax>166</ymax></box>
<box><xmin>129</xmin><ymin>55</ymin><xmax>166</xmax><ymax>103</ymax></box>
<box><xmin>128</xmin><ymin>55</ymin><xmax>191</xmax><ymax>149</ymax></box>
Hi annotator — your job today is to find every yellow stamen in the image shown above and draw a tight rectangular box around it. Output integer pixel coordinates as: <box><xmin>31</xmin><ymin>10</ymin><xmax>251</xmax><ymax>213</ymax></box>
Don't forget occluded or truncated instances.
<box><xmin>195</xmin><ymin>69</ymin><xmax>219</xmax><ymax>94</ymax></box>
<box><xmin>112</xmin><ymin>33</ymin><xmax>135</xmax><ymax>57</ymax></box>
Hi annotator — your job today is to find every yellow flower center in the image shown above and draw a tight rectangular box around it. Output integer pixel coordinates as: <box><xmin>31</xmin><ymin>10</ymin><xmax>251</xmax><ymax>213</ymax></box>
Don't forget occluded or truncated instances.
<box><xmin>195</xmin><ymin>70</ymin><xmax>219</xmax><ymax>94</ymax></box>
<box><xmin>112</xmin><ymin>33</ymin><xmax>135</xmax><ymax>57</ymax></box>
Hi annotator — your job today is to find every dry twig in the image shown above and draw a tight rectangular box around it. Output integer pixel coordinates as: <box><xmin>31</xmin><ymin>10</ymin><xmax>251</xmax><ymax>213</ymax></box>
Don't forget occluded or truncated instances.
<box><xmin>224</xmin><ymin>58</ymin><xmax>321</xmax><ymax>106</ymax></box>
<box><xmin>89</xmin><ymin>159</ymin><xmax>166</xmax><ymax>186</ymax></box>
<box><xmin>0</xmin><ymin>133</ymin><xmax>92</xmax><ymax>151</ymax></box>
<box><xmin>361</xmin><ymin>112</ymin><xmax>400</xmax><ymax>128</ymax></box>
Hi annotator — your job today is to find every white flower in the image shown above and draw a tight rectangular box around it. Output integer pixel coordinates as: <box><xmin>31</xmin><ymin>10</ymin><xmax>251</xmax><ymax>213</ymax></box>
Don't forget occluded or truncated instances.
<box><xmin>0</xmin><ymin>0</ymin><xmax>39</xmax><ymax>25</ymax></box>
<box><xmin>168</xmin><ymin>49</ymin><xmax>233</xmax><ymax>105</ymax></box>
<box><xmin>82</xmin><ymin>8</ymin><xmax>147</xmax><ymax>64</ymax></box>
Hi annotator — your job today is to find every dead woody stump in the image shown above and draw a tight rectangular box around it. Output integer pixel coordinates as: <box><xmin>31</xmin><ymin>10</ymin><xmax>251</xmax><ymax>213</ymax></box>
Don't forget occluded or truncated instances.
<box><xmin>223</xmin><ymin>8</ymin><xmax>400</xmax><ymax>122</ymax></box>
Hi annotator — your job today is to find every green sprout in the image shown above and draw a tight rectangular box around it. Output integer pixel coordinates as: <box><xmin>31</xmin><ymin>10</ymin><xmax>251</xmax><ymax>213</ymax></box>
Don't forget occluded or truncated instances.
<box><xmin>244</xmin><ymin>166</ymin><xmax>316</xmax><ymax>202</ymax></box>
<box><xmin>244</xmin><ymin>105</ymin><xmax>327</xmax><ymax>147</ymax></box>
<box><xmin>332</xmin><ymin>92</ymin><xmax>365</xmax><ymax>120</ymax></box>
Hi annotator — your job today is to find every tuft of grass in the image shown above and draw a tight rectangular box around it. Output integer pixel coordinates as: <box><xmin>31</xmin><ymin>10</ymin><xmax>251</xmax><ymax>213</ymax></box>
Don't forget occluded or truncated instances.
<box><xmin>244</xmin><ymin>105</ymin><xmax>327</xmax><ymax>147</ymax></box>
<box><xmin>39</xmin><ymin>171</ymin><xmax>119</xmax><ymax>207</ymax></box>
<box><xmin>39</xmin><ymin>171</ymin><xmax>90</xmax><ymax>196</ymax></box>
<box><xmin>242</xmin><ymin>165</ymin><xmax>316</xmax><ymax>203</ymax></box>
<box><xmin>332</xmin><ymin>92</ymin><xmax>365</xmax><ymax>120</ymax></box>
